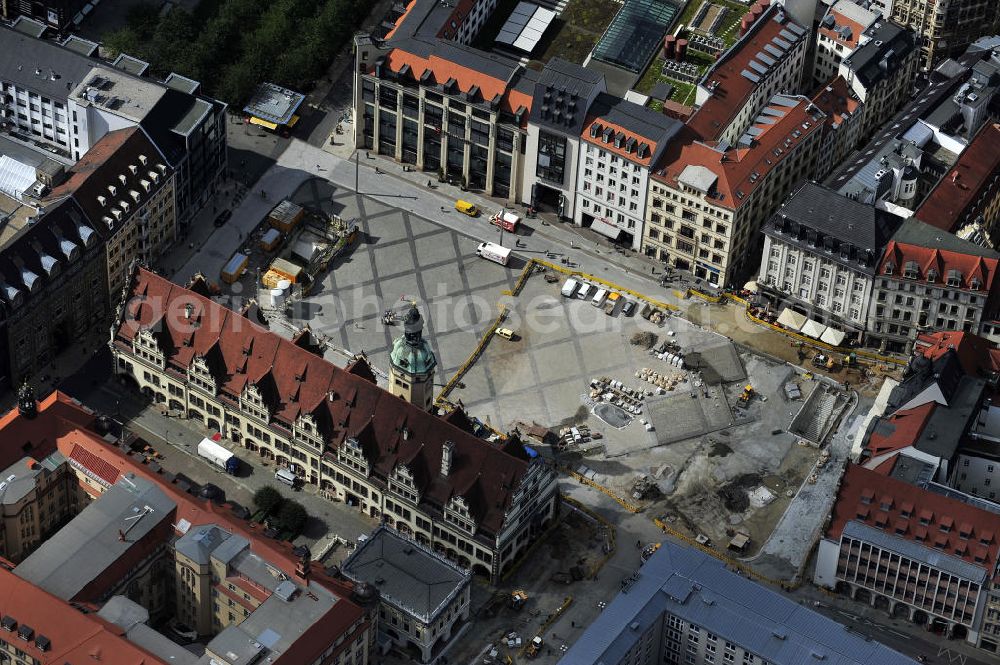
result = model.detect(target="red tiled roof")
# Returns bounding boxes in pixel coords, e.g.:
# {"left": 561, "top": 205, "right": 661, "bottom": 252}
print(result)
{"left": 67, "top": 443, "right": 122, "bottom": 485}
{"left": 818, "top": 7, "right": 869, "bottom": 49}
{"left": 916, "top": 331, "right": 1000, "bottom": 377}
{"left": 581, "top": 119, "right": 658, "bottom": 167}
{"left": 382, "top": 50, "right": 532, "bottom": 120}
{"left": 0, "top": 392, "right": 98, "bottom": 470}
{"left": 827, "top": 464, "right": 1000, "bottom": 572}
{"left": 879, "top": 240, "right": 998, "bottom": 292}
{"left": 866, "top": 402, "right": 935, "bottom": 456}
{"left": 0, "top": 567, "right": 161, "bottom": 665}
{"left": 686, "top": 4, "right": 804, "bottom": 141}
{"left": 811, "top": 75, "right": 861, "bottom": 130}
{"left": 115, "top": 268, "right": 531, "bottom": 537}
{"left": 653, "top": 96, "right": 824, "bottom": 209}
{"left": 915, "top": 123, "right": 1000, "bottom": 233}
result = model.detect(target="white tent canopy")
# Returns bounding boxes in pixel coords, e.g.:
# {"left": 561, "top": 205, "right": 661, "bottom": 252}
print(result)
{"left": 743, "top": 280, "right": 759, "bottom": 292}
{"left": 801, "top": 319, "right": 827, "bottom": 339}
{"left": 820, "top": 327, "right": 846, "bottom": 347}
{"left": 776, "top": 307, "right": 807, "bottom": 331}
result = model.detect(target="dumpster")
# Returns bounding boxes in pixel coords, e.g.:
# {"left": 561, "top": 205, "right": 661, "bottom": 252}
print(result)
{"left": 221, "top": 253, "right": 248, "bottom": 284}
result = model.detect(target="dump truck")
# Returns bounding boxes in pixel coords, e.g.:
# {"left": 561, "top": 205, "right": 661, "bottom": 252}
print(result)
{"left": 526, "top": 636, "right": 543, "bottom": 658}
{"left": 510, "top": 590, "right": 528, "bottom": 610}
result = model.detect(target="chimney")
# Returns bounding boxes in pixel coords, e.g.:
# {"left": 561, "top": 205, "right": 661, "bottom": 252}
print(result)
{"left": 441, "top": 441, "right": 455, "bottom": 477}
{"left": 184, "top": 303, "right": 194, "bottom": 319}
{"left": 295, "top": 547, "right": 312, "bottom": 581}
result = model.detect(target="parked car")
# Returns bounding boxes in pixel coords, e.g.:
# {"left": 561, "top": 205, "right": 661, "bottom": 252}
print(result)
{"left": 213, "top": 209, "right": 233, "bottom": 227}
{"left": 199, "top": 483, "right": 225, "bottom": 502}
{"left": 621, "top": 300, "right": 637, "bottom": 317}
{"left": 168, "top": 620, "right": 197, "bottom": 643}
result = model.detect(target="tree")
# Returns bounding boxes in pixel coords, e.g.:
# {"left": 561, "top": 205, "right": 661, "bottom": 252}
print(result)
{"left": 253, "top": 486, "right": 284, "bottom": 515}
{"left": 275, "top": 500, "right": 308, "bottom": 534}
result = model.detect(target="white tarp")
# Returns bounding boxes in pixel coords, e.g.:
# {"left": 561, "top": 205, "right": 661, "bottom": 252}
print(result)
{"left": 801, "top": 319, "right": 827, "bottom": 339}
{"left": 820, "top": 327, "right": 846, "bottom": 347}
{"left": 743, "top": 280, "right": 759, "bottom": 292}
{"left": 776, "top": 307, "right": 807, "bottom": 331}
{"left": 0, "top": 155, "right": 37, "bottom": 199}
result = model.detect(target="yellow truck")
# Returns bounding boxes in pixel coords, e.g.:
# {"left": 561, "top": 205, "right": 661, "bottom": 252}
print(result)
{"left": 221, "top": 253, "right": 248, "bottom": 284}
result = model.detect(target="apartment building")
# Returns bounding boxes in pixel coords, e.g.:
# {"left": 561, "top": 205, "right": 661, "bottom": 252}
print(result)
{"left": 814, "top": 1, "right": 882, "bottom": 86}
{"left": 643, "top": 95, "right": 825, "bottom": 287}
{"left": 883, "top": 0, "right": 1000, "bottom": 69}
{"left": 1, "top": 0, "right": 88, "bottom": 33}
{"left": 0, "top": 196, "right": 107, "bottom": 389}
{"left": 560, "top": 539, "right": 914, "bottom": 665}
{"left": 341, "top": 526, "right": 471, "bottom": 662}
{"left": 45, "top": 126, "right": 174, "bottom": 304}
{"left": 688, "top": 3, "right": 809, "bottom": 145}
{"left": 839, "top": 19, "right": 919, "bottom": 141}
{"left": 0, "top": 388, "right": 374, "bottom": 665}
{"left": 869, "top": 218, "right": 1000, "bottom": 353}
{"left": 522, "top": 58, "right": 606, "bottom": 219}
{"left": 810, "top": 76, "right": 864, "bottom": 181}
{"left": 353, "top": 0, "right": 536, "bottom": 200}
{"left": 111, "top": 268, "right": 560, "bottom": 582}
{"left": 816, "top": 463, "right": 1000, "bottom": 648}
{"left": 758, "top": 183, "right": 903, "bottom": 342}
{"left": 575, "top": 94, "right": 681, "bottom": 249}
{"left": 0, "top": 21, "right": 227, "bottom": 224}
{"left": 916, "top": 123, "right": 1000, "bottom": 247}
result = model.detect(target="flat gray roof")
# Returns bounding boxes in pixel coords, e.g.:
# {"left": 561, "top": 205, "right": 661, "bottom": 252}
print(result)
{"left": 0, "top": 459, "right": 44, "bottom": 505}
{"left": 341, "top": 526, "right": 470, "bottom": 623}
{"left": 559, "top": 540, "right": 918, "bottom": 665}
{"left": 0, "top": 25, "right": 97, "bottom": 100}
{"left": 14, "top": 474, "right": 175, "bottom": 600}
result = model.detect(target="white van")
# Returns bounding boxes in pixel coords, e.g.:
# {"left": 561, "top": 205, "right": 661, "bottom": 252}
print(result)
{"left": 561, "top": 278, "right": 579, "bottom": 298}
{"left": 274, "top": 468, "right": 297, "bottom": 486}
{"left": 576, "top": 282, "right": 593, "bottom": 300}
{"left": 591, "top": 288, "right": 609, "bottom": 307}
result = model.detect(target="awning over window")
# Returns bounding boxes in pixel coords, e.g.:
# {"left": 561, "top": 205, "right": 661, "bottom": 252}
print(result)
{"left": 801, "top": 319, "right": 827, "bottom": 339}
{"left": 249, "top": 116, "right": 279, "bottom": 130}
{"left": 821, "top": 327, "right": 846, "bottom": 347}
{"left": 590, "top": 217, "right": 621, "bottom": 240}
{"left": 776, "top": 307, "right": 807, "bottom": 331}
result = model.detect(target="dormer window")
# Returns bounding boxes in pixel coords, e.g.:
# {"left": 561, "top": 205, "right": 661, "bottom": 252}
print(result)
{"left": 129, "top": 164, "right": 138, "bottom": 174}
{"left": 904, "top": 261, "right": 919, "bottom": 279}
{"left": 108, "top": 185, "right": 117, "bottom": 196}
{"left": 138, "top": 154, "right": 148, "bottom": 165}
{"left": 118, "top": 174, "right": 127, "bottom": 185}
{"left": 97, "top": 195, "right": 106, "bottom": 206}
{"left": 883, "top": 262, "right": 894, "bottom": 275}
{"left": 130, "top": 190, "right": 140, "bottom": 203}
{"left": 971, "top": 277, "right": 982, "bottom": 290}
{"left": 947, "top": 269, "right": 962, "bottom": 287}
{"left": 926, "top": 268, "right": 937, "bottom": 282}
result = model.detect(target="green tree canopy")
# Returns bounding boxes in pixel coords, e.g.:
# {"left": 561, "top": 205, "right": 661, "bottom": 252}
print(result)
{"left": 253, "top": 486, "right": 284, "bottom": 515}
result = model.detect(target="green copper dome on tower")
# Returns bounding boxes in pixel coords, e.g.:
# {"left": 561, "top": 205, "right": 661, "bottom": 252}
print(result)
{"left": 389, "top": 303, "right": 437, "bottom": 376}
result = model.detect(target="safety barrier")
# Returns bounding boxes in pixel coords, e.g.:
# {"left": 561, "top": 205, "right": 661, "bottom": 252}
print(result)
{"left": 562, "top": 494, "right": 617, "bottom": 578}
{"left": 518, "top": 596, "right": 574, "bottom": 658}
{"left": 435, "top": 304, "right": 508, "bottom": 404}
{"left": 568, "top": 469, "right": 642, "bottom": 513}
{"left": 652, "top": 517, "right": 801, "bottom": 591}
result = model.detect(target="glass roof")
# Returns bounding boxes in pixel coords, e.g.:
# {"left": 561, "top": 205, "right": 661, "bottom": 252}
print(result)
{"left": 591, "top": 0, "right": 678, "bottom": 74}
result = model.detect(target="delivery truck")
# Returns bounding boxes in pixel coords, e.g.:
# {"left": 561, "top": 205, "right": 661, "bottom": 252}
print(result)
{"left": 197, "top": 438, "right": 240, "bottom": 474}
{"left": 476, "top": 241, "right": 511, "bottom": 266}
{"left": 489, "top": 210, "right": 520, "bottom": 232}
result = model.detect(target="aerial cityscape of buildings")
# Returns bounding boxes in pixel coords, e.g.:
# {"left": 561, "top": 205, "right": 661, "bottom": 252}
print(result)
{"left": 2, "top": 0, "right": 1000, "bottom": 662}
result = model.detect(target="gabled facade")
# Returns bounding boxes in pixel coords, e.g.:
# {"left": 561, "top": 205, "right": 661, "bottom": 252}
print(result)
{"left": 111, "top": 268, "right": 559, "bottom": 582}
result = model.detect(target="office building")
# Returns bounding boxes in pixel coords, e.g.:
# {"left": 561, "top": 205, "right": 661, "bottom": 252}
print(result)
{"left": 869, "top": 218, "right": 1000, "bottom": 353}
{"left": 810, "top": 76, "right": 864, "bottom": 181}
{"left": 44, "top": 126, "right": 175, "bottom": 304}
{"left": 341, "top": 526, "right": 471, "bottom": 662}
{"left": 644, "top": 94, "right": 825, "bottom": 286}
{"left": 522, "top": 58, "right": 606, "bottom": 220}
{"left": 0, "top": 388, "right": 374, "bottom": 665}
{"left": 814, "top": 1, "right": 882, "bottom": 86}
{"left": 111, "top": 267, "right": 560, "bottom": 582}
{"left": 758, "top": 183, "right": 903, "bottom": 342}
{"left": 688, "top": 3, "right": 809, "bottom": 145}
{"left": 575, "top": 94, "right": 681, "bottom": 249}
{"left": 838, "top": 19, "right": 919, "bottom": 142}
{"left": 560, "top": 539, "right": 915, "bottom": 665}
{"left": 915, "top": 123, "right": 1000, "bottom": 248}
{"left": 0, "top": 20, "right": 227, "bottom": 225}
{"left": 882, "top": 0, "right": 1000, "bottom": 69}
{"left": 352, "top": 0, "right": 536, "bottom": 200}
{"left": 816, "top": 463, "right": 1000, "bottom": 650}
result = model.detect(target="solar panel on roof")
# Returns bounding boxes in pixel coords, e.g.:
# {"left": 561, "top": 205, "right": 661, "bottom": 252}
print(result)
{"left": 495, "top": 2, "right": 555, "bottom": 53}
{"left": 740, "top": 70, "right": 761, "bottom": 83}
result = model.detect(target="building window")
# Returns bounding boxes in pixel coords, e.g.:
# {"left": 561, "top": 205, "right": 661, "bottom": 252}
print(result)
{"left": 536, "top": 131, "right": 567, "bottom": 183}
